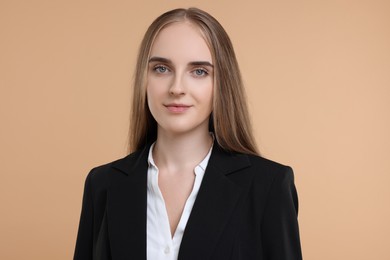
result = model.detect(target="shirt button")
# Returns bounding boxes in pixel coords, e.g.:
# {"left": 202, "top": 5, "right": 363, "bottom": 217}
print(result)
{"left": 164, "top": 246, "right": 170, "bottom": 254}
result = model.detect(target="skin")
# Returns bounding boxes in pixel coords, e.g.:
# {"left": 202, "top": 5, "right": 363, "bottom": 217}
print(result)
{"left": 146, "top": 21, "right": 214, "bottom": 237}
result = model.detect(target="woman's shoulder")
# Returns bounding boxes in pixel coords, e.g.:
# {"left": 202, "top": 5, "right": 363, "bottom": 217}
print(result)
{"left": 243, "top": 153, "right": 295, "bottom": 183}
{"left": 246, "top": 153, "right": 292, "bottom": 171}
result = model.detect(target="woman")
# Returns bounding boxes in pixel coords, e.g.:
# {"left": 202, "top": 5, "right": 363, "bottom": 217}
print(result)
{"left": 74, "top": 7, "right": 302, "bottom": 260}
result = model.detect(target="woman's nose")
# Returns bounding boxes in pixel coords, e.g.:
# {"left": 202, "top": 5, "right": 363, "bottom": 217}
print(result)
{"left": 169, "top": 72, "right": 185, "bottom": 96}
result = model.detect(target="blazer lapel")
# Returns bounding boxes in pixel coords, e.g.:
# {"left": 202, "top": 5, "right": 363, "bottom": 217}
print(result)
{"left": 178, "top": 144, "right": 251, "bottom": 260}
{"left": 106, "top": 145, "right": 150, "bottom": 260}
{"left": 104, "top": 142, "right": 251, "bottom": 260}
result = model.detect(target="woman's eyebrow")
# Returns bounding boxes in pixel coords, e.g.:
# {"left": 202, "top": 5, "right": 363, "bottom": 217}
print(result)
{"left": 149, "top": 56, "right": 171, "bottom": 64}
{"left": 148, "top": 57, "right": 213, "bottom": 68}
{"left": 189, "top": 61, "right": 214, "bottom": 68}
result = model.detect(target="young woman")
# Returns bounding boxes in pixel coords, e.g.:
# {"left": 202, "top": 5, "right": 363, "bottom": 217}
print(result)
{"left": 74, "top": 7, "right": 302, "bottom": 260}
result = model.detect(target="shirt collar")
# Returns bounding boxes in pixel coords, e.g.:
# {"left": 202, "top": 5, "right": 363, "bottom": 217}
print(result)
{"left": 147, "top": 142, "right": 157, "bottom": 168}
{"left": 147, "top": 134, "right": 214, "bottom": 175}
{"left": 197, "top": 143, "right": 213, "bottom": 173}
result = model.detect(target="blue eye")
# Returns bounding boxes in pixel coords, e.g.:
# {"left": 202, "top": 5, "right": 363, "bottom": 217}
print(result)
{"left": 154, "top": 65, "right": 169, "bottom": 73}
{"left": 194, "top": 68, "right": 208, "bottom": 77}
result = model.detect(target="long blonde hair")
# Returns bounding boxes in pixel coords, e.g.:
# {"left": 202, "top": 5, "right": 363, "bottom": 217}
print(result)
{"left": 128, "top": 7, "right": 259, "bottom": 155}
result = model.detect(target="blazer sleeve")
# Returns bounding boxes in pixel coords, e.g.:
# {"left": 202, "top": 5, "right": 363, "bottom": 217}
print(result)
{"left": 74, "top": 170, "right": 94, "bottom": 260}
{"left": 261, "top": 166, "right": 303, "bottom": 260}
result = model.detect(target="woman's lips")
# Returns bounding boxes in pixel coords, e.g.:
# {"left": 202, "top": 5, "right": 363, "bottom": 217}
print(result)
{"left": 164, "top": 104, "right": 191, "bottom": 113}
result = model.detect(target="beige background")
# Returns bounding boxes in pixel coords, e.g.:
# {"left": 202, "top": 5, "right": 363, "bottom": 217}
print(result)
{"left": 1, "top": 0, "right": 389, "bottom": 259}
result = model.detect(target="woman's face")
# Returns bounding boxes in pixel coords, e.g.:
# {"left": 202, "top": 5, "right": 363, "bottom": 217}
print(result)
{"left": 147, "top": 21, "right": 214, "bottom": 136}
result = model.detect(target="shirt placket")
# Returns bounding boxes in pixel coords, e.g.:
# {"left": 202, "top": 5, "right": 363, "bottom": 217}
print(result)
{"left": 153, "top": 166, "right": 175, "bottom": 259}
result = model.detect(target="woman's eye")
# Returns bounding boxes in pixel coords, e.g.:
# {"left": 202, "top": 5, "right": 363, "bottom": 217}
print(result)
{"left": 153, "top": 65, "right": 169, "bottom": 73}
{"left": 193, "top": 68, "right": 208, "bottom": 77}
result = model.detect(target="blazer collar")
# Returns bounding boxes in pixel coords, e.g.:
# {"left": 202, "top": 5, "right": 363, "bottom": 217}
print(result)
{"left": 107, "top": 141, "right": 251, "bottom": 260}
{"left": 111, "top": 143, "right": 151, "bottom": 176}
{"left": 111, "top": 141, "right": 251, "bottom": 176}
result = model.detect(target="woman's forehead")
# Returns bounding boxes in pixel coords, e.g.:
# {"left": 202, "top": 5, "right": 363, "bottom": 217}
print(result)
{"left": 150, "top": 22, "right": 212, "bottom": 64}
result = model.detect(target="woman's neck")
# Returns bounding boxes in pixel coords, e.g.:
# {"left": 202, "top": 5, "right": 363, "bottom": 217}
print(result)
{"left": 153, "top": 129, "right": 213, "bottom": 171}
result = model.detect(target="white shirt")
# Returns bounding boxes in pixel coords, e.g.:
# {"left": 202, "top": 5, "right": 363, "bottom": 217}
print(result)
{"left": 146, "top": 143, "right": 213, "bottom": 260}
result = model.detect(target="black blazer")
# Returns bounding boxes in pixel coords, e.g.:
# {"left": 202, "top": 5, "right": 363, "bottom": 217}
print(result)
{"left": 74, "top": 143, "right": 302, "bottom": 260}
